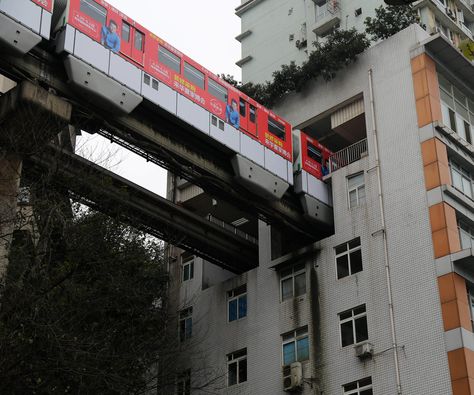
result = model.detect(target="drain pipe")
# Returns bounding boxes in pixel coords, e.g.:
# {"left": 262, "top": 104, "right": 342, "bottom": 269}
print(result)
{"left": 368, "top": 68, "right": 402, "bottom": 395}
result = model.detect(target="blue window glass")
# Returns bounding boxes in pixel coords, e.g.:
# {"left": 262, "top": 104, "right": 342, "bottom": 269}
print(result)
{"left": 283, "top": 342, "right": 296, "bottom": 366}
{"left": 238, "top": 295, "right": 247, "bottom": 319}
{"left": 297, "top": 336, "right": 309, "bottom": 361}
{"left": 185, "top": 317, "right": 192, "bottom": 339}
{"left": 229, "top": 299, "right": 238, "bottom": 322}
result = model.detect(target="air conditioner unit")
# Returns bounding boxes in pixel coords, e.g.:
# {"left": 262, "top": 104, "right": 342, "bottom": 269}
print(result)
{"left": 354, "top": 342, "right": 374, "bottom": 360}
{"left": 283, "top": 362, "right": 303, "bottom": 392}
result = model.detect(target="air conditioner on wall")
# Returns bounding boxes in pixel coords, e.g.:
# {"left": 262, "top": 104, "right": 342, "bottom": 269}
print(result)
{"left": 283, "top": 362, "right": 303, "bottom": 392}
{"left": 354, "top": 341, "right": 374, "bottom": 360}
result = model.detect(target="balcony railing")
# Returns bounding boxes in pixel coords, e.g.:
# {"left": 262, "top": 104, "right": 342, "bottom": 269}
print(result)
{"left": 206, "top": 214, "right": 258, "bottom": 245}
{"left": 315, "top": 0, "right": 339, "bottom": 22}
{"left": 328, "top": 138, "right": 368, "bottom": 173}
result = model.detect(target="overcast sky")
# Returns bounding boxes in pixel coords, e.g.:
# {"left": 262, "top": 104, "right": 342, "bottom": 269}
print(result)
{"left": 77, "top": 0, "right": 242, "bottom": 197}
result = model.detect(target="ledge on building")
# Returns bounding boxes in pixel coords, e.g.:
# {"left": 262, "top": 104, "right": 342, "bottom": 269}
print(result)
{"left": 235, "top": 30, "right": 252, "bottom": 42}
{"left": 235, "top": 0, "right": 265, "bottom": 16}
{"left": 269, "top": 243, "right": 319, "bottom": 271}
{"left": 436, "top": 247, "right": 474, "bottom": 283}
{"left": 236, "top": 55, "right": 253, "bottom": 67}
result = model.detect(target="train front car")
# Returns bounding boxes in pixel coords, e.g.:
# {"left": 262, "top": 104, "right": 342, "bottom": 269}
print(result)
{"left": 293, "top": 130, "right": 333, "bottom": 225}
{"left": 54, "top": 0, "right": 144, "bottom": 113}
{"left": 0, "top": 0, "right": 53, "bottom": 54}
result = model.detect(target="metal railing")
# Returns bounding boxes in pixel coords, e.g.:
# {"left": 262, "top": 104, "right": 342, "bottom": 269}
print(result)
{"left": 206, "top": 214, "right": 258, "bottom": 245}
{"left": 328, "top": 138, "right": 368, "bottom": 173}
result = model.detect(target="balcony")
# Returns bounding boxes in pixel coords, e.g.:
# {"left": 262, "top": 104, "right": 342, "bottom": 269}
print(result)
{"left": 312, "top": 0, "right": 341, "bottom": 36}
{"left": 328, "top": 138, "right": 368, "bottom": 173}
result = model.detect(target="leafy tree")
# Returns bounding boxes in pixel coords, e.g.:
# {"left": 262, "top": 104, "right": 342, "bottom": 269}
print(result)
{"left": 0, "top": 201, "right": 170, "bottom": 394}
{"left": 364, "top": 4, "right": 421, "bottom": 41}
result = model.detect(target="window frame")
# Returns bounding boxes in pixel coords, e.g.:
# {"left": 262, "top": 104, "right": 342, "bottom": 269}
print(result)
{"left": 343, "top": 377, "right": 373, "bottom": 395}
{"left": 176, "top": 369, "right": 191, "bottom": 395}
{"left": 158, "top": 45, "right": 181, "bottom": 74}
{"left": 281, "top": 326, "right": 309, "bottom": 366}
{"left": 347, "top": 172, "right": 366, "bottom": 208}
{"left": 179, "top": 307, "right": 193, "bottom": 343}
{"left": 450, "top": 160, "right": 474, "bottom": 200}
{"left": 182, "top": 256, "right": 194, "bottom": 282}
{"left": 227, "top": 348, "right": 247, "bottom": 387}
{"left": 184, "top": 61, "right": 205, "bottom": 90}
{"left": 280, "top": 263, "right": 306, "bottom": 302}
{"left": 227, "top": 284, "right": 247, "bottom": 322}
{"left": 79, "top": 0, "right": 107, "bottom": 27}
{"left": 335, "top": 237, "right": 363, "bottom": 280}
{"left": 268, "top": 117, "right": 286, "bottom": 141}
{"left": 339, "top": 304, "right": 368, "bottom": 348}
{"left": 208, "top": 78, "right": 228, "bottom": 103}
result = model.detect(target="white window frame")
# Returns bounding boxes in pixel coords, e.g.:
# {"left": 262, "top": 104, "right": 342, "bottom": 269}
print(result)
{"left": 335, "top": 237, "right": 362, "bottom": 279}
{"left": 450, "top": 161, "right": 474, "bottom": 200}
{"left": 347, "top": 172, "right": 365, "bottom": 208}
{"left": 227, "top": 349, "right": 247, "bottom": 387}
{"left": 182, "top": 256, "right": 194, "bottom": 282}
{"left": 179, "top": 307, "right": 193, "bottom": 342}
{"left": 343, "top": 377, "right": 373, "bottom": 395}
{"left": 227, "top": 284, "right": 247, "bottom": 322}
{"left": 339, "top": 305, "right": 368, "bottom": 347}
{"left": 280, "top": 263, "right": 306, "bottom": 302}
{"left": 281, "top": 326, "right": 309, "bottom": 366}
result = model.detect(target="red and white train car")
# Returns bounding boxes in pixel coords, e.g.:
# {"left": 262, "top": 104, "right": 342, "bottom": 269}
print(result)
{"left": 0, "top": 0, "right": 53, "bottom": 53}
{"left": 51, "top": 0, "right": 293, "bottom": 197}
{"left": 293, "top": 130, "right": 332, "bottom": 207}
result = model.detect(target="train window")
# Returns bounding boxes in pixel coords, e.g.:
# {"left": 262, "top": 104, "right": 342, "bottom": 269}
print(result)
{"left": 268, "top": 118, "right": 286, "bottom": 141}
{"left": 158, "top": 46, "right": 181, "bottom": 74}
{"left": 80, "top": 0, "right": 107, "bottom": 27}
{"left": 184, "top": 62, "right": 205, "bottom": 90}
{"left": 239, "top": 98, "right": 246, "bottom": 117}
{"left": 144, "top": 74, "right": 150, "bottom": 85}
{"left": 122, "top": 21, "right": 130, "bottom": 42}
{"left": 152, "top": 79, "right": 159, "bottom": 90}
{"left": 250, "top": 105, "right": 256, "bottom": 123}
{"left": 307, "top": 142, "right": 322, "bottom": 164}
{"left": 134, "top": 30, "right": 144, "bottom": 51}
{"left": 208, "top": 79, "right": 228, "bottom": 103}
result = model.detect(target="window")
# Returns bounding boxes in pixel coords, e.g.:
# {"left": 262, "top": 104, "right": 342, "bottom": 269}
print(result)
{"left": 122, "top": 21, "right": 130, "bottom": 42}
{"left": 468, "top": 288, "right": 474, "bottom": 332}
{"left": 335, "top": 237, "right": 362, "bottom": 279}
{"left": 343, "top": 377, "right": 373, "bottom": 395}
{"left": 339, "top": 305, "right": 368, "bottom": 347}
{"left": 80, "top": 0, "right": 107, "bottom": 26}
{"left": 176, "top": 370, "right": 191, "bottom": 395}
{"left": 158, "top": 46, "right": 181, "bottom": 74}
{"left": 280, "top": 263, "right": 306, "bottom": 301}
{"left": 268, "top": 117, "right": 286, "bottom": 140}
{"left": 307, "top": 142, "right": 322, "bottom": 163}
{"left": 239, "top": 98, "right": 246, "bottom": 117}
{"left": 249, "top": 104, "right": 256, "bottom": 123}
{"left": 179, "top": 307, "right": 192, "bottom": 342}
{"left": 184, "top": 62, "right": 205, "bottom": 90}
{"left": 347, "top": 172, "right": 365, "bottom": 208}
{"left": 439, "top": 72, "right": 474, "bottom": 144}
{"left": 208, "top": 79, "right": 228, "bottom": 103}
{"left": 282, "top": 326, "right": 309, "bottom": 366}
{"left": 450, "top": 161, "right": 473, "bottom": 200}
{"left": 228, "top": 284, "right": 247, "bottom": 322}
{"left": 134, "top": 30, "right": 144, "bottom": 51}
{"left": 182, "top": 256, "right": 194, "bottom": 282}
{"left": 459, "top": 221, "right": 474, "bottom": 250}
{"left": 227, "top": 349, "right": 247, "bottom": 386}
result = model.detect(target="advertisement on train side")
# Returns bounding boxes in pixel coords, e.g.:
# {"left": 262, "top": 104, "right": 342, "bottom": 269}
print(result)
{"left": 300, "top": 133, "right": 331, "bottom": 179}
{"left": 31, "top": 0, "right": 53, "bottom": 12}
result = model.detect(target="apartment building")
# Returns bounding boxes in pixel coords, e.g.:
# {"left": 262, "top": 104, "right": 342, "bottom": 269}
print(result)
{"left": 168, "top": 6, "right": 474, "bottom": 395}
{"left": 235, "top": 0, "right": 474, "bottom": 84}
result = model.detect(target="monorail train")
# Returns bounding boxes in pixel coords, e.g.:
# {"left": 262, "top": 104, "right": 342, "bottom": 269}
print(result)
{"left": 0, "top": 0, "right": 333, "bottom": 219}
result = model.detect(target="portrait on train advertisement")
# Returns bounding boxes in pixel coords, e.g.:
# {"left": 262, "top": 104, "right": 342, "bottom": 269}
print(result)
{"left": 101, "top": 20, "right": 121, "bottom": 53}
{"left": 226, "top": 99, "right": 240, "bottom": 129}
{"left": 32, "top": 0, "right": 53, "bottom": 12}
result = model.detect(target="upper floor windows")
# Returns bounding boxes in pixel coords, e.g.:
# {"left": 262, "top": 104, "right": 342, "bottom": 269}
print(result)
{"left": 343, "top": 377, "right": 373, "bottom": 395}
{"left": 182, "top": 255, "right": 194, "bottom": 282}
{"left": 227, "top": 348, "right": 247, "bottom": 386}
{"left": 281, "top": 326, "right": 309, "bottom": 366}
{"left": 339, "top": 305, "right": 368, "bottom": 347}
{"left": 347, "top": 172, "right": 366, "bottom": 208}
{"left": 450, "top": 161, "right": 474, "bottom": 200}
{"left": 280, "top": 263, "right": 306, "bottom": 301}
{"left": 179, "top": 307, "right": 192, "bottom": 342}
{"left": 228, "top": 284, "right": 247, "bottom": 322}
{"left": 439, "top": 72, "right": 474, "bottom": 144}
{"left": 335, "top": 237, "right": 362, "bottom": 279}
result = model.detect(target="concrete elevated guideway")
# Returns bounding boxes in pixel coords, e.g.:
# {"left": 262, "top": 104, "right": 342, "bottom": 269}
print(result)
{"left": 0, "top": 47, "right": 333, "bottom": 271}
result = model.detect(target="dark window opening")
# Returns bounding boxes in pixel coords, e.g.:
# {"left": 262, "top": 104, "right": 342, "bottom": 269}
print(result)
{"left": 307, "top": 142, "right": 322, "bottom": 163}
{"left": 268, "top": 118, "right": 286, "bottom": 141}
{"left": 122, "top": 21, "right": 130, "bottom": 42}
{"left": 239, "top": 98, "right": 246, "bottom": 117}
{"left": 80, "top": 0, "right": 107, "bottom": 26}
{"left": 250, "top": 105, "right": 256, "bottom": 123}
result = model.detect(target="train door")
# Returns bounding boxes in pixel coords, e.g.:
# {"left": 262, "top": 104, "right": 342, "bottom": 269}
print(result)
{"left": 120, "top": 21, "right": 144, "bottom": 65}
{"left": 239, "top": 98, "right": 257, "bottom": 137}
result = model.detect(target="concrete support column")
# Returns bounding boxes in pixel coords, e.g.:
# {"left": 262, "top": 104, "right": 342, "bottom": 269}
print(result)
{"left": 0, "top": 154, "right": 22, "bottom": 279}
